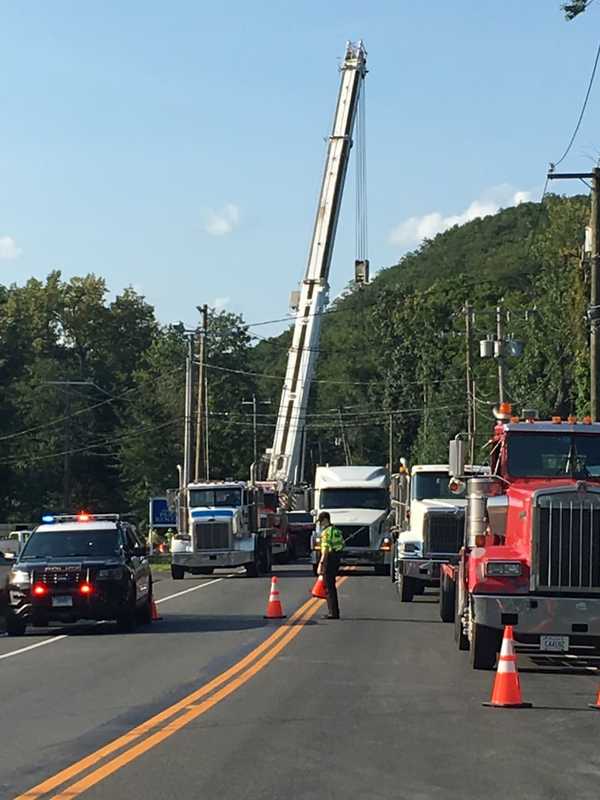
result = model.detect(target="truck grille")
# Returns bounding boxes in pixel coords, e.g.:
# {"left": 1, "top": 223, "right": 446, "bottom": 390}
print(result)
{"left": 424, "top": 513, "right": 464, "bottom": 555}
{"left": 338, "top": 524, "right": 370, "bottom": 548}
{"left": 534, "top": 493, "right": 600, "bottom": 593}
{"left": 194, "top": 522, "right": 230, "bottom": 550}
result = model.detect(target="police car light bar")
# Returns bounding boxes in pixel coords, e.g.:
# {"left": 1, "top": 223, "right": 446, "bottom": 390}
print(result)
{"left": 40, "top": 513, "right": 122, "bottom": 524}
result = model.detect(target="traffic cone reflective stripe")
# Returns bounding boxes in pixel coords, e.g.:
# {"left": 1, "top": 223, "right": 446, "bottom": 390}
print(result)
{"left": 264, "top": 576, "right": 286, "bottom": 619}
{"left": 311, "top": 575, "right": 328, "bottom": 599}
{"left": 483, "top": 625, "right": 532, "bottom": 709}
{"left": 151, "top": 599, "right": 161, "bottom": 621}
{"left": 589, "top": 685, "right": 600, "bottom": 710}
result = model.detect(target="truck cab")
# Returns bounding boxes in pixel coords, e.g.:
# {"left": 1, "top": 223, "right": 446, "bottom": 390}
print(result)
{"left": 392, "top": 464, "right": 486, "bottom": 602}
{"left": 170, "top": 481, "right": 272, "bottom": 579}
{"left": 448, "top": 406, "right": 600, "bottom": 669}
{"left": 311, "top": 466, "right": 392, "bottom": 575}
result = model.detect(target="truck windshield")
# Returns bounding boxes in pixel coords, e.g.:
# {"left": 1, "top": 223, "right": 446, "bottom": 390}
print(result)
{"left": 507, "top": 433, "right": 600, "bottom": 477}
{"left": 320, "top": 488, "right": 388, "bottom": 510}
{"left": 189, "top": 489, "right": 242, "bottom": 507}
{"left": 412, "top": 472, "right": 462, "bottom": 500}
{"left": 21, "top": 530, "right": 120, "bottom": 559}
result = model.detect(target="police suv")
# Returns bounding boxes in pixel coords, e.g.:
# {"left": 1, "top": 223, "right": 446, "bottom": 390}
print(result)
{"left": 4, "top": 513, "right": 152, "bottom": 635}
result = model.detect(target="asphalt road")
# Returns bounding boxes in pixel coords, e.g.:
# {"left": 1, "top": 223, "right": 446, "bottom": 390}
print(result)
{"left": 1, "top": 563, "right": 600, "bottom": 800}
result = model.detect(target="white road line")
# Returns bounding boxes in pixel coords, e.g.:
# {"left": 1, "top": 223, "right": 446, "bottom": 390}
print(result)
{"left": 155, "top": 578, "right": 224, "bottom": 604}
{"left": 0, "top": 635, "right": 68, "bottom": 662}
{"left": 0, "top": 577, "right": 227, "bottom": 662}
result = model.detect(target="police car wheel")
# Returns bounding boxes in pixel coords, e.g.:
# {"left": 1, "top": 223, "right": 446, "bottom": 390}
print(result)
{"left": 6, "top": 614, "right": 26, "bottom": 637}
{"left": 137, "top": 585, "right": 153, "bottom": 626}
{"left": 117, "top": 589, "right": 137, "bottom": 633}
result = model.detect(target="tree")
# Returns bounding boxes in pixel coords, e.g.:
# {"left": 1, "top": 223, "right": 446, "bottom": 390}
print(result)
{"left": 563, "top": 1, "right": 591, "bottom": 20}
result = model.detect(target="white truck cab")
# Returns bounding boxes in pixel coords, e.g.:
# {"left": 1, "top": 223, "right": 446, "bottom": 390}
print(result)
{"left": 391, "top": 464, "right": 486, "bottom": 601}
{"left": 170, "top": 481, "right": 272, "bottom": 579}
{"left": 311, "top": 465, "right": 392, "bottom": 575}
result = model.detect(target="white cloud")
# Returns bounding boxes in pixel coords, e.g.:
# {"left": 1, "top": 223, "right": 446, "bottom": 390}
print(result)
{"left": 0, "top": 235, "right": 22, "bottom": 260}
{"left": 389, "top": 184, "right": 533, "bottom": 248}
{"left": 202, "top": 203, "right": 240, "bottom": 237}
{"left": 212, "top": 296, "right": 230, "bottom": 310}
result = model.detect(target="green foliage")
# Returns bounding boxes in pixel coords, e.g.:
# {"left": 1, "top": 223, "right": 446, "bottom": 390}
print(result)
{"left": 0, "top": 194, "right": 593, "bottom": 521}
{"left": 563, "top": 1, "right": 591, "bottom": 20}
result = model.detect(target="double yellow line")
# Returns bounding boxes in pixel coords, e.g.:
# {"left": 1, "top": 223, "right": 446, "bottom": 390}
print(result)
{"left": 16, "top": 579, "right": 346, "bottom": 800}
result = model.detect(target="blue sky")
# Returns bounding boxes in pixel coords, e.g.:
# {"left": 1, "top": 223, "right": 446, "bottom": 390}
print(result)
{"left": 1, "top": 1, "right": 598, "bottom": 335}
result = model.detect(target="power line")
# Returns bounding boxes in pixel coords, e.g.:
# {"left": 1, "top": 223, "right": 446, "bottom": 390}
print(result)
{"left": 0, "top": 366, "right": 183, "bottom": 444}
{"left": 551, "top": 40, "right": 600, "bottom": 169}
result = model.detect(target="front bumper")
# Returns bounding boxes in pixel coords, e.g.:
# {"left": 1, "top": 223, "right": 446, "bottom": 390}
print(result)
{"left": 399, "top": 558, "right": 454, "bottom": 583}
{"left": 472, "top": 594, "right": 600, "bottom": 638}
{"left": 9, "top": 586, "right": 130, "bottom": 623}
{"left": 311, "top": 548, "right": 389, "bottom": 566}
{"left": 173, "top": 550, "right": 253, "bottom": 569}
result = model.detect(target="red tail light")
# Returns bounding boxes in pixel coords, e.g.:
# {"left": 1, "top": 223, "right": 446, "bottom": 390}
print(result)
{"left": 79, "top": 582, "right": 93, "bottom": 595}
{"left": 32, "top": 582, "right": 48, "bottom": 597}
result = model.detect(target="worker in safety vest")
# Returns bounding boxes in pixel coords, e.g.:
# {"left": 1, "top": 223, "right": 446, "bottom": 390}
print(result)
{"left": 317, "top": 511, "right": 344, "bottom": 619}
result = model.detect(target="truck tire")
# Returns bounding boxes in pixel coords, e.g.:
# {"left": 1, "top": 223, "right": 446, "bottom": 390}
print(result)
{"left": 439, "top": 572, "right": 456, "bottom": 623}
{"left": 5, "top": 613, "right": 26, "bottom": 637}
{"left": 454, "top": 595, "right": 469, "bottom": 651}
{"left": 397, "top": 572, "right": 414, "bottom": 602}
{"left": 470, "top": 623, "right": 501, "bottom": 670}
{"left": 171, "top": 564, "right": 185, "bottom": 580}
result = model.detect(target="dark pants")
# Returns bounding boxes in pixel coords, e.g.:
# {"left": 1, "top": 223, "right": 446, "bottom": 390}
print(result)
{"left": 324, "top": 552, "right": 341, "bottom": 618}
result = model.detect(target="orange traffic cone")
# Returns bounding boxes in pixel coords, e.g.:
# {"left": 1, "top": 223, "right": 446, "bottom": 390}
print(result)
{"left": 151, "top": 599, "right": 162, "bottom": 621}
{"left": 264, "top": 576, "right": 286, "bottom": 619}
{"left": 588, "top": 685, "right": 600, "bottom": 710}
{"left": 483, "top": 625, "right": 531, "bottom": 708}
{"left": 311, "top": 574, "right": 328, "bottom": 599}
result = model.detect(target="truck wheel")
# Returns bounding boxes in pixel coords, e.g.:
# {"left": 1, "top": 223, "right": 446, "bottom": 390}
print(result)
{"left": 397, "top": 573, "right": 414, "bottom": 602}
{"left": 470, "top": 623, "right": 501, "bottom": 670}
{"left": 454, "top": 598, "right": 469, "bottom": 651}
{"left": 6, "top": 614, "right": 26, "bottom": 636}
{"left": 374, "top": 564, "right": 389, "bottom": 576}
{"left": 171, "top": 564, "right": 185, "bottom": 580}
{"left": 439, "top": 572, "right": 456, "bottom": 623}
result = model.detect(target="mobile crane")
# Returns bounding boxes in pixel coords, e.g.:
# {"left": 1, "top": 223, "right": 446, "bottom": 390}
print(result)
{"left": 265, "top": 41, "right": 368, "bottom": 504}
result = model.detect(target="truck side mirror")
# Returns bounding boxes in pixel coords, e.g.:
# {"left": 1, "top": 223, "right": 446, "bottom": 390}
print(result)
{"left": 449, "top": 438, "right": 465, "bottom": 478}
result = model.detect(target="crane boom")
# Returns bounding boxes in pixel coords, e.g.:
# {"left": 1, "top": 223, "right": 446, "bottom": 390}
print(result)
{"left": 267, "top": 41, "right": 367, "bottom": 489}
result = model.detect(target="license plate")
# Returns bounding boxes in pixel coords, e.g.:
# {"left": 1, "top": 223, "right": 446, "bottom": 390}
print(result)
{"left": 52, "top": 595, "right": 73, "bottom": 607}
{"left": 540, "top": 635, "right": 569, "bottom": 653}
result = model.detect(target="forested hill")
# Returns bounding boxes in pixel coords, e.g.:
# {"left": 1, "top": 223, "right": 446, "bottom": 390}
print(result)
{"left": 252, "top": 193, "right": 591, "bottom": 471}
{"left": 0, "top": 194, "right": 590, "bottom": 523}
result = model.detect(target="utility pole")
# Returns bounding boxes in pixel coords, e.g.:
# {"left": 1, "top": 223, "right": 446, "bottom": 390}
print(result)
{"left": 388, "top": 412, "right": 394, "bottom": 473}
{"left": 242, "top": 394, "right": 272, "bottom": 471}
{"left": 548, "top": 167, "right": 600, "bottom": 419}
{"left": 42, "top": 379, "right": 113, "bottom": 511}
{"left": 204, "top": 373, "right": 210, "bottom": 480}
{"left": 194, "top": 304, "right": 208, "bottom": 482}
{"left": 337, "top": 407, "right": 351, "bottom": 466}
{"left": 496, "top": 304, "right": 505, "bottom": 404}
{"left": 464, "top": 303, "right": 474, "bottom": 459}
{"left": 182, "top": 333, "right": 194, "bottom": 534}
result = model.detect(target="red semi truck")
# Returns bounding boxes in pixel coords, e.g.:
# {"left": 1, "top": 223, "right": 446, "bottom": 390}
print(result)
{"left": 442, "top": 404, "right": 600, "bottom": 669}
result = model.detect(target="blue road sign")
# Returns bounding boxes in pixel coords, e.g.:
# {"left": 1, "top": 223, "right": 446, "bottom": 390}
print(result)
{"left": 149, "top": 497, "right": 177, "bottom": 528}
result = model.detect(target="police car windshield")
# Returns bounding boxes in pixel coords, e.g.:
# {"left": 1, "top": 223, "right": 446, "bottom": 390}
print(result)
{"left": 189, "top": 489, "right": 242, "bottom": 508}
{"left": 21, "top": 530, "right": 120, "bottom": 559}
{"left": 412, "top": 472, "right": 462, "bottom": 500}
{"left": 507, "top": 433, "right": 600, "bottom": 478}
